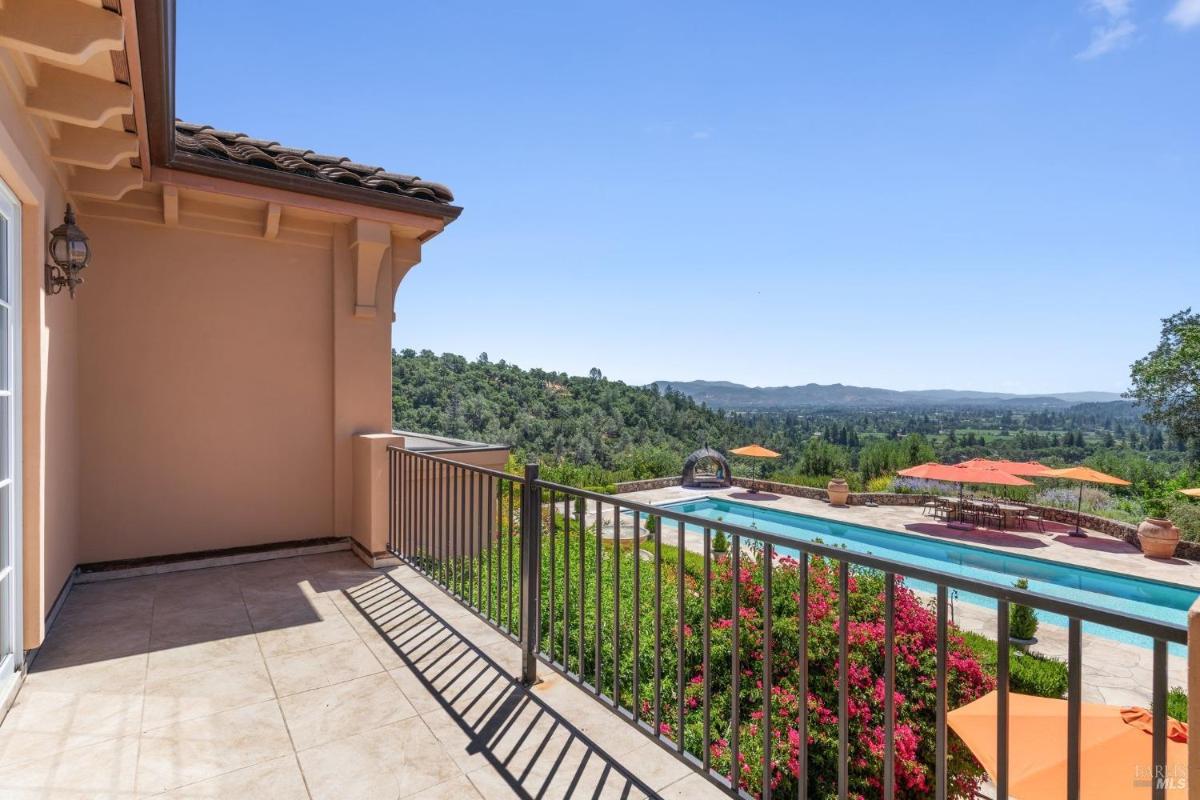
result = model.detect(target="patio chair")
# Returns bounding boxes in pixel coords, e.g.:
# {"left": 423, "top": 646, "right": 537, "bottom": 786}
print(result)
{"left": 979, "top": 503, "right": 1004, "bottom": 529}
{"left": 1020, "top": 509, "right": 1045, "bottom": 533}
{"left": 931, "top": 498, "right": 952, "bottom": 521}
{"left": 923, "top": 498, "right": 939, "bottom": 517}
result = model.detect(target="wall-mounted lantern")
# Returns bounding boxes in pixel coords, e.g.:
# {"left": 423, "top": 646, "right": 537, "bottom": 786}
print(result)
{"left": 46, "top": 204, "right": 91, "bottom": 298}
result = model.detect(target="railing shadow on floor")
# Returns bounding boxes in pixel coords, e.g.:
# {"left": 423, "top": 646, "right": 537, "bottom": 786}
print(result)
{"left": 343, "top": 571, "right": 662, "bottom": 800}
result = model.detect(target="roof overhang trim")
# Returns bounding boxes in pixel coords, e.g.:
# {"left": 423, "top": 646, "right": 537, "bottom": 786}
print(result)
{"left": 131, "top": 0, "right": 461, "bottom": 223}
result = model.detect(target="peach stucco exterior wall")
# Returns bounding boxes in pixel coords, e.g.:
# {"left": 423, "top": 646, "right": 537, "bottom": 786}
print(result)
{"left": 76, "top": 217, "right": 337, "bottom": 563}
{"left": 0, "top": 78, "right": 81, "bottom": 648}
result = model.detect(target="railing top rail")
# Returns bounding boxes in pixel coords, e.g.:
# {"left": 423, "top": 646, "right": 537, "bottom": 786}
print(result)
{"left": 533, "top": 477, "right": 1189, "bottom": 644}
{"left": 389, "top": 445, "right": 524, "bottom": 483}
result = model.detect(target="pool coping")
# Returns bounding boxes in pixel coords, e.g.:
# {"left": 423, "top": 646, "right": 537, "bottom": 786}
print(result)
{"left": 651, "top": 493, "right": 1200, "bottom": 598}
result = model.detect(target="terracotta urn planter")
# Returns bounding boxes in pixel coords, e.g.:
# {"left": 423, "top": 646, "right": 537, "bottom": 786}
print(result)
{"left": 827, "top": 478, "right": 850, "bottom": 507}
{"left": 1137, "top": 517, "right": 1180, "bottom": 559}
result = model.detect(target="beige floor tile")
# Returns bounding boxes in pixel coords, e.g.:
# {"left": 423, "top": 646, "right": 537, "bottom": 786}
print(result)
{"left": 142, "top": 658, "right": 276, "bottom": 731}
{"left": 151, "top": 602, "right": 253, "bottom": 648}
{"left": 156, "top": 753, "right": 309, "bottom": 799}
{"left": 0, "top": 734, "right": 140, "bottom": 799}
{"left": 33, "top": 623, "right": 151, "bottom": 670}
{"left": 656, "top": 772, "right": 730, "bottom": 800}
{"left": 465, "top": 734, "right": 650, "bottom": 800}
{"left": 146, "top": 633, "right": 264, "bottom": 682}
{"left": 246, "top": 592, "right": 339, "bottom": 632}
{"left": 0, "top": 687, "right": 143, "bottom": 767}
{"left": 406, "top": 773, "right": 485, "bottom": 800}
{"left": 255, "top": 612, "right": 360, "bottom": 658}
{"left": 279, "top": 671, "right": 417, "bottom": 751}
{"left": 265, "top": 637, "right": 383, "bottom": 697}
{"left": 297, "top": 716, "right": 463, "bottom": 800}
{"left": 619, "top": 740, "right": 695, "bottom": 790}
{"left": 24, "top": 652, "right": 149, "bottom": 696}
{"left": 136, "top": 700, "right": 293, "bottom": 794}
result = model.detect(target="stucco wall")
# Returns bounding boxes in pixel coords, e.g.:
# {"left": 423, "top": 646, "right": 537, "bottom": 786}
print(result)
{"left": 76, "top": 217, "right": 335, "bottom": 562}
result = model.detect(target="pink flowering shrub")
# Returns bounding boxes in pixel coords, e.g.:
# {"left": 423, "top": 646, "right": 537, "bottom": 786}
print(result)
{"left": 529, "top": 533, "right": 993, "bottom": 799}
{"left": 686, "top": 554, "right": 993, "bottom": 798}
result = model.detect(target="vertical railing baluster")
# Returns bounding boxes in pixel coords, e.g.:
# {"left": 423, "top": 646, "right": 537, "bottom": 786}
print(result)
{"left": 1067, "top": 618, "right": 1081, "bottom": 800}
{"left": 997, "top": 599, "right": 1010, "bottom": 800}
{"left": 884, "top": 572, "right": 896, "bottom": 800}
{"left": 577, "top": 494, "right": 585, "bottom": 676}
{"left": 702, "top": 527, "right": 712, "bottom": 774}
{"left": 676, "top": 519, "right": 685, "bottom": 753}
{"left": 485, "top": 475, "right": 492, "bottom": 620}
{"left": 519, "top": 463, "right": 540, "bottom": 685}
{"left": 458, "top": 465, "right": 466, "bottom": 601}
{"left": 632, "top": 509, "right": 641, "bottom": 724}
{"left": 594, "top": 498, "right": 602, "bottom": 693}
{"left": 935, "top": 585, "right": 947, "bottom": 800}
{"left": 422, "top": 457, "right": 429, "bottom": 571}
{"left": 798, "top": 552, "right": 808, "bottom": 800}
{"left": 563, "top": 493, "right": 570, "bottom": 665}
{"left": 838, "top": 561, "right": 849, "bottom": 800}
{"left": 612, "top": 503, "right": 621, "bottom": 709}
{"left": 654, "top": 514, "right": 662, "bottom": 736}
{"left": 549, "top": 489, "right": 557, "bottom": 663}
{"left": 731, "top": 534, "right": 741, "bottom": 794}
{"left": 1152, "top": 638, "right": 1168, "bottom": 800}
{"left": 474, "top": 473, "right": 482, "bottom": 611}
{"left": 762, "top": 542, "right": 773, "bottom": 800}
{"left": 508, "top": 480, "right": 515, "bottom": 634}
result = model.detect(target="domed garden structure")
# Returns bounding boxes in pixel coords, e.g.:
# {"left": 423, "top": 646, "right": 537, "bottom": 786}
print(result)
{"left": 682, "top": 447, "right": 732, "bottom": 488}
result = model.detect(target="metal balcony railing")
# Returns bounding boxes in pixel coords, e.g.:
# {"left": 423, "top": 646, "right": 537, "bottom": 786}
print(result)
{"left": 388, "top": 446, "right": 1187, "bottom": 800}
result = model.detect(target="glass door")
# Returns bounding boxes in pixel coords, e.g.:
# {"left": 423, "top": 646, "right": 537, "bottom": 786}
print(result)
{"left": 0, "top": 180, "right": 20, "bottom": 708}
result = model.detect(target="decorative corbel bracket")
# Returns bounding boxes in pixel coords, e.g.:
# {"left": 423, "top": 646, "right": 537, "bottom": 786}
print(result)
{"left": 349, "top": 218, "right": 391, "bottom": 319}
{"left": 389, "top": 237, "right": 421, "bottom": 322}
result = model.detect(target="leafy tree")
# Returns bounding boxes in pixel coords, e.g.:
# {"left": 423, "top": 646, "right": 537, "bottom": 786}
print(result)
{"left": 1128, "top": 309, "right": 1200, "bottom": 460}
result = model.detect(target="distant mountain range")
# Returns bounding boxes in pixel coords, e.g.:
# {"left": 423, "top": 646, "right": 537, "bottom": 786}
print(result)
{"left": 652, "top": 380, "right": 1124, "bottom": 410}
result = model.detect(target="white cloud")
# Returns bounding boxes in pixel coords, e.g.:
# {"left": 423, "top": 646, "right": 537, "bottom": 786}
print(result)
{"left": 1077, "top": 0, "right": 1137, "bottom": 59}
{"left": 1077, "top": 18, "right": 1137, "bottom": 58}
{"left": 1167, "top": 0, "right": 1200, "bottom": 28}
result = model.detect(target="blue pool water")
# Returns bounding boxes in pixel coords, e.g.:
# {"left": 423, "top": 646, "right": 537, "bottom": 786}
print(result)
{"left": 655, "top": 497, "right": 1195, "bottom": 654}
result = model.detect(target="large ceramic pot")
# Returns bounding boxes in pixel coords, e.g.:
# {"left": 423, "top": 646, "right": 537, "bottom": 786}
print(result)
{"left": 1137, "top": 517, "right": 1180, "bottom": 559}
{"left": 827, "top": 478, "right": 850, "bottom": 507}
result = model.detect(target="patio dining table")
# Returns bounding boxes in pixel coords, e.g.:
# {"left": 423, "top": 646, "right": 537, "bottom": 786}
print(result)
{"left": 944, "top": 499, "right": 1027, "bottom": 528}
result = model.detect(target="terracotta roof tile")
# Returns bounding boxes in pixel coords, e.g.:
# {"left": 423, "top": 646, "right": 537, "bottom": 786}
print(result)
{"left": 174, "top": 121, "right": 455, "bottom": 205}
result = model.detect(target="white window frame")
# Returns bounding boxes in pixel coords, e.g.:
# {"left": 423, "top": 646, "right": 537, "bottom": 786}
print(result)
{"left": 0, "top": 177, "right": 22, "bottom": 714}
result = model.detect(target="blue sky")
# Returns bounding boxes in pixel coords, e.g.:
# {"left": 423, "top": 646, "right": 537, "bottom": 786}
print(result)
{"left": 177, "top": 1, "right": 1199, "bottom": 394}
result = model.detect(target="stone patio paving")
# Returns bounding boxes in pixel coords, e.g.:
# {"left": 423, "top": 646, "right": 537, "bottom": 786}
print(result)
{"left": 0, "top": 552, "right": 726, "bottom": 799}
{"left": 616, "top": 485, "right": 1198, "bottom": 707}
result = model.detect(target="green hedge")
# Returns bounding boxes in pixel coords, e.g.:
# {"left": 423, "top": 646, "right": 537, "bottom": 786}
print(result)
{"left": 959, "top": 631, "right": 1069, "bottom": 698}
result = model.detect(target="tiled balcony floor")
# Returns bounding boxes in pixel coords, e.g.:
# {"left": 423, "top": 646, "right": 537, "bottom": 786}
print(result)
{"left": 0, "top": 552, "right": 725, "bottom": 799}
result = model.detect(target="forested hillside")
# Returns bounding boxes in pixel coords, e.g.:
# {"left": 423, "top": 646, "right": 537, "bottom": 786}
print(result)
{"left": 392, "top": 349, "right": 1196, "bottom": 531}
{"left": 392, "top": 350, "right": 755, "bottom": 483}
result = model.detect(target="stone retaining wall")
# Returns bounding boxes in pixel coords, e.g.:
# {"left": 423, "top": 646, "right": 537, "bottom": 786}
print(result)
{"left": 612, "top": 475, "right": 1200, "bottom": 560}
{"left": 614, "top": 476, "right": 682, "bottom": 492}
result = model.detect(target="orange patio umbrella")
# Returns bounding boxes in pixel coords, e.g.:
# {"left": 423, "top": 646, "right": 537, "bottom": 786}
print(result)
{"left": 729, "top": 444, "right": 781, "bottom": 459}
{"left": 948, "top": 691, "right": 1187, "bottom": 799}
{"left": 1179, "top": 488, "right": 1200, "bottom": 498}
{"left": 1041, "top": 466, "right": 1131, "bottom": 537}
{"left": 897, "top": 463, "right": 1032, "bottom": 523}
{"left": 730, "top": 444, "right": 780, "bottom": 491}
{"left": 956, "top": 458, "right": 1055, "bottom": 477}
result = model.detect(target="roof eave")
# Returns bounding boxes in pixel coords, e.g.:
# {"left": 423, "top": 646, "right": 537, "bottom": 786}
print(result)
{"left": 132, "top": 0, "right": 461, "bottom": 224}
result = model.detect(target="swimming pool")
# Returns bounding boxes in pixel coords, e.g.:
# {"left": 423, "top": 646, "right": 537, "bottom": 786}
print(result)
{"left": 655, "top": 497, "right": 1196, "bottom": 654}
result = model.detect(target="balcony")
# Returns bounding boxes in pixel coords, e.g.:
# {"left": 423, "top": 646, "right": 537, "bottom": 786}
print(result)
{"left": 1, "top": 444, "right": 1194, "bottom": 799}
{"left": 0, "top": 550, "right": 723, "bottom": 798}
